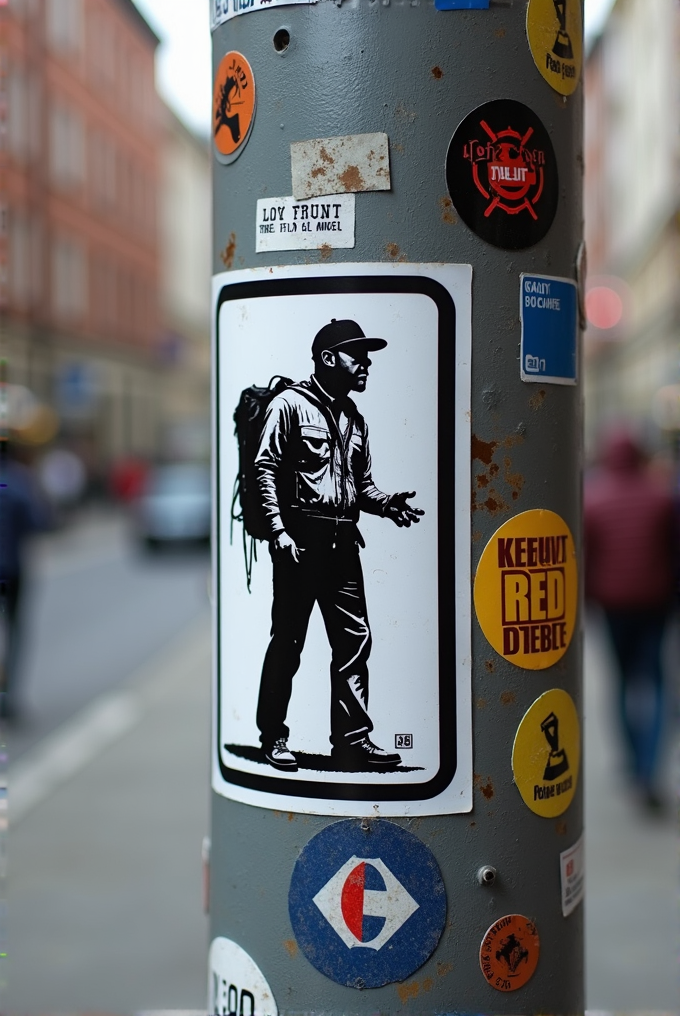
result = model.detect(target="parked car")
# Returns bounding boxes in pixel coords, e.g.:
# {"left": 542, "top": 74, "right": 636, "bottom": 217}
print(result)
{"left": 134, "top": 463, "right": 211, "bottom": 549}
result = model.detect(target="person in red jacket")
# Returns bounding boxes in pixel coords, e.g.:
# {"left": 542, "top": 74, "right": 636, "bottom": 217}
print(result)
{"left": 584, "top": 428, "right": 679, "bottom": 809}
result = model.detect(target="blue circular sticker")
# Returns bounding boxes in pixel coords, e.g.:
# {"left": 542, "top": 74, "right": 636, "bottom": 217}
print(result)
{"left": 288, "top": 819, "right": 447, "bottom": 988}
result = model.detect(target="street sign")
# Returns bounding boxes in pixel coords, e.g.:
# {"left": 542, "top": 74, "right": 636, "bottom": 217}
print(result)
{"left": 288, "top": 819, "right": 447, "bottom": 987}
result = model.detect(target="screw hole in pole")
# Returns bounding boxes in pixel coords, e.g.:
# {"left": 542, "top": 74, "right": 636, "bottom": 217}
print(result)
{"left": 273, "top": 28, "right": 290, "bottom": 52}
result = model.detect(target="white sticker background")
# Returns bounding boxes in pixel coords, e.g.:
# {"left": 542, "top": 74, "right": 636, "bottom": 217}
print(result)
{"left": 212, "top": 263, "right": 472, "bottom": 817}
{"left": 209, "top": 937, "right": 278, "bottom": 1016}
{"left": 560, "top": 833, "right": 584, "bottom": 917}
{"left": 213, "top": 0, "right": 316, "bottom": 27}
{"left": 256, "top": 195, "right": 355, "bottom": 253}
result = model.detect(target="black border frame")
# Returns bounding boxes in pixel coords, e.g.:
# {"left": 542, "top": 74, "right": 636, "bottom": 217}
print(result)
{"left": 215, "top": 274, "right": 457, "bottom": 802}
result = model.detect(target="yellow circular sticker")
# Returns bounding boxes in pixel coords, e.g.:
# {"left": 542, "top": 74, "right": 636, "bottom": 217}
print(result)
{"left": 512, "top": 688, "right": 580, "bottom": 817}
{"left": 474, "top": 509, "right": 578, "bottom": 670}
{"left": 526, "top": 0, "right": 583, "bottom": 97}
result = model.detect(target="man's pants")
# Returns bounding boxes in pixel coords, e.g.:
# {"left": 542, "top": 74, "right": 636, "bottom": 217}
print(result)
{"left": 257, "top": 526, "right": 373, "bottom": 750}
{"left": 603, "top": 607, "right": 668, "bottom": 790}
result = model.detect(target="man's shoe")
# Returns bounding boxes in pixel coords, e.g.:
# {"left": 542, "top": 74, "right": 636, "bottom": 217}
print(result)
{"left": 264, "top": 738, "right": 298, "bottom": 772}
{"left": 331, "top": 737, "right": 402, "bottom": 770}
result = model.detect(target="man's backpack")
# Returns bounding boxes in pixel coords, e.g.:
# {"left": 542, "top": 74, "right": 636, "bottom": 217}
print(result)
{"left": 231, "top": 376, "right": 294, "bottom": 590}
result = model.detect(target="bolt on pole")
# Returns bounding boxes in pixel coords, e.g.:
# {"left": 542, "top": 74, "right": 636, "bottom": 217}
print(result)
{"left": 209, "top": 1, "right": 584, "bottom": 1014}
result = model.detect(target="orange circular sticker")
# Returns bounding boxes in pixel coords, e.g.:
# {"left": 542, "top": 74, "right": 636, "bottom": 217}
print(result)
{"left": 213, "top": 51, "right": 256, "bottom": 164}
{"left": 473, "top": 509, "right": 578, "bottom": 670}
{"left": 479, "top": 914, "right": 540, "bottom": 992}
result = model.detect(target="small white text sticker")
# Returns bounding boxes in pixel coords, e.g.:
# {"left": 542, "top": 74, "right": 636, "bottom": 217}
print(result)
{"left": 213, "top": 0, "right": 316, "bottom": 27}
{"left": 560, "top": 833, "right": 584, "bottom": 917}
{"left": 255, "top": 194, "right": 355, "bottom": 253}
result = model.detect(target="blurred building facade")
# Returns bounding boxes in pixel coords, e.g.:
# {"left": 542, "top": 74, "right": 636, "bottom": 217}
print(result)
{"left": 3, "top": 0, "right": 211, "bottom": 481}
{"left": 159, "top": 111, "right": 211, "bottom": 463}
{"left": 584, "top": 0, "right": 680, "bottom": 450}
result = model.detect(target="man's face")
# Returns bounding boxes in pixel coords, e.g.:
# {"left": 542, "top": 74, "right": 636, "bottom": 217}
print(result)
{"left": 329, "top": 349, "right": 372, "bottom": 392}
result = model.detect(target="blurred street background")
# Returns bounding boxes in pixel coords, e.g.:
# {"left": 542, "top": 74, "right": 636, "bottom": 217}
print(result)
{"left": 2, "top": 0, "right": 680, "bottom": 1011}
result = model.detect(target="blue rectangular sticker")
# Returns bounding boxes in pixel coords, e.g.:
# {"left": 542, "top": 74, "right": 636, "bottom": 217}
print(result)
{"left": 520, "top": 273, "right": 578, "bottom": 386}
{"left": 434, "top": 0, "right": 490, "bottom": 9}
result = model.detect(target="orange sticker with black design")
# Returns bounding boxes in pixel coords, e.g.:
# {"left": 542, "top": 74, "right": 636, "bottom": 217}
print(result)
{"left": 474, "top": 509, "right": 578, "bottom": 670}
{"left": 213, "top": 51, "right": 256, "bottom": 164}
{"left": 479, "top": 914, "right": 540, "bottom": 992}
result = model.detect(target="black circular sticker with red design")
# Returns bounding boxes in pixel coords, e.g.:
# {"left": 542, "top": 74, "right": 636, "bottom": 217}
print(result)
{"left": 446, "top": 99, "right": 558, "bottom": 251}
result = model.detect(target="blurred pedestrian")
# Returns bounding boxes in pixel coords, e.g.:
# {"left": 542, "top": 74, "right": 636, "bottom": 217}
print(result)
{"left": 38, "top": 446, "right": 87, "bottom": 518}
{"left": 584, "top": 428, "right": 679, "bottom": 810}
{"left": 109, "top": 455, "right": 149, "bottom": 503}
{"left": 0, "top": 443, "right": 50, "bottom": 720}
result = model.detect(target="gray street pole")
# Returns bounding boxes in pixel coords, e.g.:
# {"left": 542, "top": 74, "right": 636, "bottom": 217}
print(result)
{"left": 209, "top": 1, "right": 584, "bottom": 1014}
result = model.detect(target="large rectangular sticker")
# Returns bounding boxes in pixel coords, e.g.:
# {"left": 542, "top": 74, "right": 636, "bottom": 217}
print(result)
{"left": 212, "top": 263, "right": 472, "bottom": 816}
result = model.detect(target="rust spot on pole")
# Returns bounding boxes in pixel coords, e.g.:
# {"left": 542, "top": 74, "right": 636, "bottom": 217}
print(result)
{"left": 472, "top": 435, "right": 498, "bottom": 465}
{"left": 397, "top": 980, "right": 420, "bottom": 1002}
{"left": 220, "top": 232, "right": 237, "bottom": 269}
{"left": 530, "top": 388, "right": 547, "bottom": 410}
{"left": 439, "top": 195, "right": 457, "bottom": 224}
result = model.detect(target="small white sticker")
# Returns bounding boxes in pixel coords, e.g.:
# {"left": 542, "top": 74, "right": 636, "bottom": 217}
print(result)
{"left": 255, "top": 195, "right": 355, "bottom": 253}
{"left": 212, "top": 0, "right": 316, "bottom": 27}
{"left": 209, "top": 937, "right": 278, "bottom": 1016}
{"left": 291, "top": 133, "right": 391, "bottom": 200}
{"left": 560, "top": 833, "right": 584, "bottom": 917}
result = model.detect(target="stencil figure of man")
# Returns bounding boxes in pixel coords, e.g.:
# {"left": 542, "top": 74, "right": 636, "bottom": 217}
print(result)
{"left": 254, "top": 318, "right": 424, "bottom": 773}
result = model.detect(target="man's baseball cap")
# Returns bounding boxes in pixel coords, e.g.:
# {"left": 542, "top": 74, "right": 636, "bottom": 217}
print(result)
{"left": 312, "top": 319, "right": 387, "bottom": 359}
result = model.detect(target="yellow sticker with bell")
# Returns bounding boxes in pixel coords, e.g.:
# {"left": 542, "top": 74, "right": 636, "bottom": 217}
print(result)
{"left": 526, "top": 0, "right": 583, "bottom": 97}
{"left": 473, "top": 509, "right": 577, "bottom": 670}
{"left": 512, "top": 688, "right": 580, "bottom": 817}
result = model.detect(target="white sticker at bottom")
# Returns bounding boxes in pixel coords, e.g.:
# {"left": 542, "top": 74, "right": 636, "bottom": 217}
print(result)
{"left": 255, "top": 194, "right": 355, "bottom": 252}
{"left": 209, "top": 937, "right": 278, "bottom": 1016}
{"left": 560, "top": 833, "right": 584, "bottom": 917}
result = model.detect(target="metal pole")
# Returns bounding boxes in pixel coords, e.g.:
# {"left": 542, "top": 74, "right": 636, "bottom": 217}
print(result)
{"left": 209, "top": 1, "right": 584, "bottom": 1013}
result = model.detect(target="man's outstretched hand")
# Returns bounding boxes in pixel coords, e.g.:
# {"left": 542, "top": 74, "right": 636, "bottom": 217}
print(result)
{"left": 385, "top": 491, "right": 425, "bottom": 528}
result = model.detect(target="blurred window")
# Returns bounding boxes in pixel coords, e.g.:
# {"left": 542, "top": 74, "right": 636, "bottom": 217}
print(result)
{"left": 51, "top": 235, "right": 88, "bottom": 321}
{"left": 8, "top": 70, "right": 29, "bottom": 163}
{"left": 8, "top": 212, "right": 42, "bottom": 309}
{"left": 49, "top": 103, "right": 86, "bottom": 191}
{"left": 46, "top": 0, "right": 83, "bottom": 56}
{"left": 7, "top": 68, "right": 41, "bottom": 163}
{"left": 10, "top": 0, "right": 40, "bottom": 19}
{"left": 9, "top": 212, "right": 31, "bottom": 308}
{"left": 90, "top": 132, "right": 117, "bottom": 209}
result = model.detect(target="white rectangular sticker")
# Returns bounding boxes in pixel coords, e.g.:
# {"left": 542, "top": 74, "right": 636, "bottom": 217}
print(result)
{"left": 212, "top": 0, "right": 316, "bottom": 27}
{"left": 291, "top": 134, "right": 390, "bottom": 200}
{"left": 255, "top": 195, "right": 355, "bottom": 253}
{"left": 560, "top": 834, "right": 584, "bottom": 917}
{"left": 211, "top": 263, "right": 472, "bottom": 816}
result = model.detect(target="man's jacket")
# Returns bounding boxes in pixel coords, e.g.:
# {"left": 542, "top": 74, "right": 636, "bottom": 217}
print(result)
{"left": 254, "top": 377, "right": 390, "bottom": 537}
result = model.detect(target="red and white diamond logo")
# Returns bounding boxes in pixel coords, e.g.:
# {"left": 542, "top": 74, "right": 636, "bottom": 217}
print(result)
{"left": 313, "top": 856, "right": 419, "bottom": 951}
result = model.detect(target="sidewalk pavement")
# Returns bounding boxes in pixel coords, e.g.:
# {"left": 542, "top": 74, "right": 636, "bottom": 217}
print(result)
{"left": 6, "top": 602, "right": 678, "bottom": 1012}
{"left": 7, "top": 614, "right": 212, "bottom": 1015}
